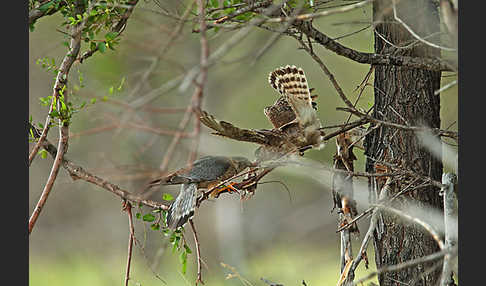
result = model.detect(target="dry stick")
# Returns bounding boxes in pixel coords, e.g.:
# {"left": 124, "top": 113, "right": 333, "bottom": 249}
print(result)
{"left": 293, "top": 20, "right": 452, "bottom": 72}
{"left": 180, "top": 1, "right": 289, "bottom": 91}
{"left": 352, "top": 246, "right": 457, "bottom": 286}
{"left": 347, "top": 180, "right": 392, "bottom": 283}
{"left": 321, "top": 118, "right": 370, "bottom": 141}
{"left": 187, "top": 0, "right": 209, "bottom": 164}
{"left": 212, "top": 0, "right": 271, "bottom": 24}
{"left": 114, "top": 0, "right": 194, "bottom": 130}
{"left": 189, "top": 219, "right": 204, "bottom": 285}
{"left": 440, "top": 173, "right": 458, "bottom": 286}
{"left": 373, "top": 203, "right": 444, "bottom": 249}
{"left": 29, "top": 7, "right": 86, "bottom": 234}
{"left": 29, "top": 0, "right": 68, "bottom": 25}
{"left": 336, "top": 107, "right": 458, "bottom": 141}
{"left": 336, "top": 207, "right": 373, "bottom": 232}
{"left": 30, "top": 123, "right": 168, "bottom": 210}
{"left": 124, "top": 201, "right": 136, "bottom": 286}
{"left": 391, "top": 0, "right": 455, "bottom": 52}
{"left": 294, "top": 36, "right": 356, "bottom": 112}
{"left": 265, "top": 0, "right": 372, "bottom": 23}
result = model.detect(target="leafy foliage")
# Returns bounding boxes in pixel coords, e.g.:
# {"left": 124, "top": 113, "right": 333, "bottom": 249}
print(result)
{"left": 135, "top": 205, "right": 193, "bottom": 275}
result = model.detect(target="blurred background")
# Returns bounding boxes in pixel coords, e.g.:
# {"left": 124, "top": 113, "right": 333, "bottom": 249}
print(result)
{"left": 29, "top": 1, "right": 458, "bottom": 285}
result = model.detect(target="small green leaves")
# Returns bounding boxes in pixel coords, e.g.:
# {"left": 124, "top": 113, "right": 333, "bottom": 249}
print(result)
{"left": 36, "top": 57, "right": 58, "bottom": 74}
{"left": 135, "top": 212, "right": 141, "bottom": 219}
{"left": 179, "top": 251, "right": 188, "bottom": 274}
{"left": 150, "top": 223, "right": 160, "bottom": 230}
{"left": 97, "top": 42, "right": 106, "bottom": 53}
{"left": 117, "top": 77, "right": 126, "bottom": 91}
{"left": 142, "top": 213, "right": 156, "bottom": 222}
{"left": 162, "top": 193, "right": 174, "bottom": 201}
{"left": 105, "top": 31, "right": 119, "bottom": 41}
{"left": 38, "top": 149, "right": 48, "bottom": 159}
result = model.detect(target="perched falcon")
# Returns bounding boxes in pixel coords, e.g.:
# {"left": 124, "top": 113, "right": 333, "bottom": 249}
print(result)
{"left": 146, "top": 156, "right": 253, "bottom": 229}
{"left": 199, "top": 65, "right": 325, "bottom": 162}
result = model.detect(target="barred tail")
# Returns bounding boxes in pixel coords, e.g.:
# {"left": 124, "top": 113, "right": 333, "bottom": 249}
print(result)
{"left": 166, "top": 183, "right": 197, "bottom": 229}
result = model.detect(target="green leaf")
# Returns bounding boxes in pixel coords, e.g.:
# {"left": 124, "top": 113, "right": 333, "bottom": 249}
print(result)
{"left": 184, "top": 244, "right": 192, "bottom": 254}
{"left": 90, "top": 98, "right": 97, "bottom": 104}
{"left": 135, "top": 212, "right": 141, "bottom": 219}
{"left": 162, "top": 193, "right": 174, "bottom": 201}
{"left": 108, "top": 86, "right": 114, "bottom": 95}
{"left": 150, "top": 223, "right": 160, "bottom": 230}
{"left": 49, "top": 110, "right": 60, "bottom": 118}
{"left": 142, "top": 213, "right": 155, "bottom": 222}
{"left": 181, "top": 260, "right": 187, "bottom": 274}
{"left": 98, "top": 42, "right": 106, "bottom": 53}
{"left": 38, "top": 149, "right": 48, "bottom": 159}
{"left": 179, "top": 251, "right": 188, "bottom": 274}
{"left": 38, "top": 1, "right": 54, "bottom": 12}
{"left": 90, "top": 41, "right": 97, "bottom": 51}
{"left": 105, "top": 31, "right": 119, "bottom": 41}
{"left": 117, "top": 77, "right": 126, "bottom": 91}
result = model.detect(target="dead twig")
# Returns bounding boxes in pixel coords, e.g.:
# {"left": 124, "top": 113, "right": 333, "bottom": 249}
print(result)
{"left": 189, "top": 219, "right": 204, "bottom": 285}
{"left": 123, "top": 201, "right": 135, "bottom": 286}
{"left": 29, "top": 123, "right": 169, "bottom": 210}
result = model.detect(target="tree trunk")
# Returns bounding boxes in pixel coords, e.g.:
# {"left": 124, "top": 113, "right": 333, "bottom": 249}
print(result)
{"left": 365, "top": 1, "right": 443, "bottom": 285}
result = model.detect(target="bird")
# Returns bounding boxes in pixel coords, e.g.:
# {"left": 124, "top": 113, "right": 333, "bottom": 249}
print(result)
{"left": 146, "top": 155, "right": 254, "bottom": 229}
{"left": 199, "top": 65, "right": 325, "bottom": 162}
{"left": 267, "top": 65, "right": 323, "bottom": 148}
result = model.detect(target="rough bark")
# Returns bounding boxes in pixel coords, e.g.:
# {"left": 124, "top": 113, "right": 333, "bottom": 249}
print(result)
{"left": 364, "top": 0, "right": 444, "bottom": 285}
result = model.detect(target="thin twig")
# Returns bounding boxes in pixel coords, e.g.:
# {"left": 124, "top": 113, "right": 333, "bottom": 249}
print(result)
{"left": 189, "top": 219, "right": 204, "bottom": 285}
{"left": 336, "top": 107, "right": 458, "bottom": 141}
{"left": 372, "top": 203, "right": 444, "bottom": 249}
{"left": 352, "top": 246, "right": 457, "bottom": 285}
{"left": 293, "top": 20, "right": 453, "bottom": 71}
{"left": 391, "top": 0, "right": 455, "bottom": 51}
{"left": 29, "top": 123, "right": 169, "bottom": 210}
{"left": 263, "top": 0, "right": 372, "bottom": 23}
{"left": 123, "top": 201, "right": 135, "bottom": 286}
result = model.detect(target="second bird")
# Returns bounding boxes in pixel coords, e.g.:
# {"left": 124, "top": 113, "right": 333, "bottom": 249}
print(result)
{"left": 147, "top": 155, "right": 254, "bottom": 229}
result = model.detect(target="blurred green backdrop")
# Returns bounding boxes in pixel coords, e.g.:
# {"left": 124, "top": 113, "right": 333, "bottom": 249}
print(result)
{"left": 29, "top": 1, "right": 457, "bottom": 285}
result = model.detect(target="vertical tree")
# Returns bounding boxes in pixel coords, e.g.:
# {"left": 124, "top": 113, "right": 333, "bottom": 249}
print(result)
{"left": 365, "top": 0, "right": 446, "bottom": 285}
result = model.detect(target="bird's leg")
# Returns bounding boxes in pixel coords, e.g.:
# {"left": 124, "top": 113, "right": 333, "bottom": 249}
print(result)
{"left": 209, "top": 182, "right": 240, "bottom": 198}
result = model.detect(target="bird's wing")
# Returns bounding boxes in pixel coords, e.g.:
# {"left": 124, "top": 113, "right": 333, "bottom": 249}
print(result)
{"left": 199, "top": 110, "right": 274, "bottom": 145}
{"left": 185, "top": 156, "right": 232, "bottom": 182}
{"left": 268, "top": 65, "right": 318, "bottom": 127}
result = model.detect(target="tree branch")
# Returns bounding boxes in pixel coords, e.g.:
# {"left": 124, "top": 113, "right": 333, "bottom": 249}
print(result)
{"left": 293, "top": 21, "right": 453, "bottom": 71}
{"left": 123, "top": 201, "right": 135, "bottom": 286}
{"left": 29, "top": 0, "right": 67, "bottom": 26}
{"left": 29, "top": 123, "right": 169, "bottom": 210}
{"left": 29, "top": 2, "right": 86, "bottom": 234}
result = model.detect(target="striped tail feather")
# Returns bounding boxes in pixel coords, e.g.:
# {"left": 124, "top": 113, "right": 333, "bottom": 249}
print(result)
{"left": 166, "top": 183, "right": 197, "bottom": 229}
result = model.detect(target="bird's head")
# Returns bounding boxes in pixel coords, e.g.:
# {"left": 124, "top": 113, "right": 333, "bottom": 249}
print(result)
{"left": 230, "top": 156, "right": 255, "bottom": 171}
